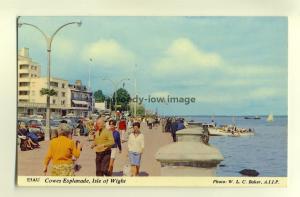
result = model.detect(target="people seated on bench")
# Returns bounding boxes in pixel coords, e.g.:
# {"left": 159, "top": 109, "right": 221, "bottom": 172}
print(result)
{"left": 18, "top": 122, "right": 39, "bottom": 151}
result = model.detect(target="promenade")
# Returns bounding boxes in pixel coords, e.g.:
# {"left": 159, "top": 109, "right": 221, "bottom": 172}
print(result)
{"left": 17, "top": 122, "right": 173, "bottom": 176}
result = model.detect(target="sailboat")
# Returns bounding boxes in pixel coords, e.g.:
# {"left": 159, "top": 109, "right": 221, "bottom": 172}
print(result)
{"left": 267, "top": 113, "right": 274, "bottom": 122}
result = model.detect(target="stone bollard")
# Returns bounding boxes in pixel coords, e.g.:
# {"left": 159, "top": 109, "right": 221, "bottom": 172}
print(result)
{"left": 155, "top": 127, "right": 224, "bottom": 176}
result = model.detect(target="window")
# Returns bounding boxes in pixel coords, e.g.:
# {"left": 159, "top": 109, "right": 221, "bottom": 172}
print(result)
{"left": 61, "top": 100, "right": 65, "bottom": 105}
{"left": 62, "top": 83, "right": 65, "bottom": 88}
{"left": 19, "top": 82, "right": 30, "bottom": 86}
{"left": 19, "top": 64, "right": 29, "bottom": 69}
{"left": 50, "top": 81, "right": 58, "bottom": 87}
{"left": 20, "top": 73, "right": 29, "bottom": 78}
{"left": 61, "top": 92, "right": 66, "bottom": 97}
{"left": 19, "top": 91, "right": 29, "bottom": 95}
{"left": 52, "top": 99, "right": 56, "bottom": 104}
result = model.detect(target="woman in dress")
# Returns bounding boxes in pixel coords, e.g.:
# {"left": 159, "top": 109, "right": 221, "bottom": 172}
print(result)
{"left": 127, "top": 122, "right": 144, "bottom": 176}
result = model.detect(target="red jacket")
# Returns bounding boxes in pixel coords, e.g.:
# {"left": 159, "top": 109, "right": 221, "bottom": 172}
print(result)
{"left": 118, "top": 120, "right": 127, "bottom": 130}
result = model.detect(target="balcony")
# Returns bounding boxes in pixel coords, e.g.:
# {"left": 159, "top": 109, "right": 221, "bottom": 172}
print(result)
{"left": 18, "top": 78, "right": 30, "bottom": 82}
{"left": 19, "top": 69, "right": 29, "bottom": 74}
{"left": 18, "top": 86, "right": 30, "bottom": 91}
{"left": 71, "top": 96, "right": 87, "bottom": 101}
{"left": 18, "top": 95, "right": 30, "bottom": 100}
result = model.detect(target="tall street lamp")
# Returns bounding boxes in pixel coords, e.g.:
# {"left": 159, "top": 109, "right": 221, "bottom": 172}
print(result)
{"left": 88, "top": 58, "right": 94, "bottom": 116}
{"left": 18, "top": 20, "right": 82, "bottom": 140}
{"left": 133, "top": 64, "right": 138, "bottom": 117}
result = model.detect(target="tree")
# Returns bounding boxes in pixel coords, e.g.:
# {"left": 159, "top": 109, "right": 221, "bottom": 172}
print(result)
{"left": 129, "top": 103, "right": 146, "bottom": 116}
{"left": 112, "top": 88, "right": 131, "bottom": 111}
{"left": 40, "top": 88, "right": 57, "bottom": 96}
{"left": 136, "top": 105, "right": 145, "bottom": 116}
{"left": 94, "top": 90, "right": 106, "bottom": 102}
{"left": 105, "top": 96, "right": 112, "bottom": 110}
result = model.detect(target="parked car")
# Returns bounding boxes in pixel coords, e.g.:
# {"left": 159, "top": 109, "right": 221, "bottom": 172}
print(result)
{"left": 27, "top": 119, "right": 45, "bottom": 141}
{"left": 17, "top": 118, "right": 29, "bottom": 128}
{"left": 61, "top": 118, "right": 78, "bottom": 129}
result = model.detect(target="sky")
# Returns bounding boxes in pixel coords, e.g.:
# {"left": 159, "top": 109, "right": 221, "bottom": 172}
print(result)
{"left": 17, "top": 16, "right": 288, "bottom": 116}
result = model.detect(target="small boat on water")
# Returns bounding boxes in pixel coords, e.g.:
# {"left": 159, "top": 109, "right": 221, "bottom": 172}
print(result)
{"left": 244, "top": 116, "right": 261, "bottom": 120}
{"left": 201, "top": 123, "right": 255, "bottom": 137}
{"left": 267, "top": 113, "right": 274, "bottom": 122}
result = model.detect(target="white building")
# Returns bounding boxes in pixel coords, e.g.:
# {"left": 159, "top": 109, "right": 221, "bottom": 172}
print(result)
{"left": 94, "top": 102, "right": 106, "bottom": 112}
{"left": 18, "top": 48, "right": 41, "bottom": 104}
{"left": 21, "top": 77, "right": 71, "bottom": 117}
{"left": 17, "top": 48, "right": 93, "bottom": 118}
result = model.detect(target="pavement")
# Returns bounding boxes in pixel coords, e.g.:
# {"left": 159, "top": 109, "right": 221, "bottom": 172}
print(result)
{"left": 17, "top": 122, "right": 173, "bottom": 176}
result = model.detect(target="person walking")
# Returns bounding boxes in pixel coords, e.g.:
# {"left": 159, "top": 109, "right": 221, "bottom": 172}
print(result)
{"left": 91, "top": 117, "right": 115, "bottom": 176}
{"left": 170, "top": 119, "right": 178, "bottom": 142}
{"left": 177, "top": 119, "right": 185, "bottom": 130}
{"left": 108, "top": 119, "right": 122, "bottom": 175}
{"left": 43, "top": 123, "right": 82, "bottom": 176}
{"left": 127, "top": 122, "right": 144, "bottom": 176}
{"left": 86, "top": 117, "right": 94, "bottom": 141}
{"left": 118, "top": 117, "right": 127, "bottom": 143}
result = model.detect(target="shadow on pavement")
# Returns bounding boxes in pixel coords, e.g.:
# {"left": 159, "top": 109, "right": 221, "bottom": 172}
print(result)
{"left": 112, "top": 171, "right": 149, "bottom": 176}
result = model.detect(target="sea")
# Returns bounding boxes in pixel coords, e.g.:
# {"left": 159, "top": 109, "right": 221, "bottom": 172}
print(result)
{"left": 183, "top": 116, "right": 287, "bottom": 177}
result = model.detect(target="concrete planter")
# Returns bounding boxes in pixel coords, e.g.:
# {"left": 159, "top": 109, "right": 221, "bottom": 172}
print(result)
{"left": 155, "top": 127, "right": 223, "bottom": 176}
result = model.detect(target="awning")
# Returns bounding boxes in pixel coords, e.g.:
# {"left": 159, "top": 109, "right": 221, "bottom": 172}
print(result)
{"left": 72, "top": 100, "right": 88, "bottom": 106}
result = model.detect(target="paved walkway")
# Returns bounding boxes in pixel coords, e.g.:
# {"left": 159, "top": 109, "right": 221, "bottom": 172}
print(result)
{"left": 17, "top": 122, "right": 173, "bottom": 176}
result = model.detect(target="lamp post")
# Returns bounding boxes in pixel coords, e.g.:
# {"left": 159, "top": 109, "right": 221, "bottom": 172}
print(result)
{"left": 18, "top": 20, "right": 82, "bottom": 140}
{"left": 133, "top": 64, "right": 138, "bottom": 117}
{"left": 88, "top": 58, "right": 93, "bottom": 116}
{"left": 102, "top": 78, "right": 130, "bottom": 115}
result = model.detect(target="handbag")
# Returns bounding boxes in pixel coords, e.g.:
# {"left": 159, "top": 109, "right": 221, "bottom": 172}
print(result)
{"left": 123, "top": 163, "right": 131, "bottom": 176}
{"left": 122, "top": 155, "right": 132, "bottom": 176}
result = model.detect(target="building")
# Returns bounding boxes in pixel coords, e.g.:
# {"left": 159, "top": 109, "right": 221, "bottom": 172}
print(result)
{"left": 18, "top": 48, "right": 44, "bottom": 116}
{"left": 17, "top": 48, "right": 93, "bottom": 118}
{"left": 68, "top": 80, "right": 93, "bottom": 117}
{"left": 21, "top": 77, "right": 70, "bottom": 117}
{"left": 94, "top": 102, "right": 107, "bottom": 112}
{"left": 18, "top": 48, "right": 41, "bottom": 104}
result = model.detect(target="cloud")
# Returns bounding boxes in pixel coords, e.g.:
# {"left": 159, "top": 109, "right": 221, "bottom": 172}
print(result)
{"left": 82, "top": 39, "right": 136, "bottom": 67}
{"left": 248, "top": 87, "right": 284, "bottom": 99}
{"left": 223, "top": 64, "right": 286, "bottom": 78}
{"left": 194, "top": 86, "right": 285, "bottom": 104}
{"left": 152, "top": 37, "right": 223, "bottom": 76}
{"left": 52, "top": 37, "right": 76, "bottom": 58}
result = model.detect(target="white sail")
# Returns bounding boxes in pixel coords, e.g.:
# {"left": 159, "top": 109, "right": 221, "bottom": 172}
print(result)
{"left": 267, "top": 113, "right": 274, "bottom": 122}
